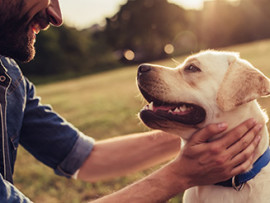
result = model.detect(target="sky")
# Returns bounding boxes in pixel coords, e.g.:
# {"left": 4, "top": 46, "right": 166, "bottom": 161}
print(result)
{"left": 58, "top": 0, "right": 205, "bottom": 30}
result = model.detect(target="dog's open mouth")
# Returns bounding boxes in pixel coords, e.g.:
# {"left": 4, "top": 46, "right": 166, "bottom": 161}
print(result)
{"left": 139, "top": 87, "right": 206, "bottom": 125}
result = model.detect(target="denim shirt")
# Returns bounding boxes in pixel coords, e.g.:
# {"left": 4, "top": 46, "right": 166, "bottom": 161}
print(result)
{"left": 0, "top": 56, "right": 95, "bottom": 202}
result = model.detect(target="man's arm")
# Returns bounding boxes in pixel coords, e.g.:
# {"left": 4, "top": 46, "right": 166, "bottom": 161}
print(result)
{"left": 77, "top": 130, "right": 181, "bottom": 182}
{"left": 78, "top": 119, "right": 261, "bottom": 202}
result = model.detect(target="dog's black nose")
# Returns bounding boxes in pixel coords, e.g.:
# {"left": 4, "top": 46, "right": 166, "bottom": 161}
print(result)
{"left": 138, "top": 64, "right": 152, "bottom": 73}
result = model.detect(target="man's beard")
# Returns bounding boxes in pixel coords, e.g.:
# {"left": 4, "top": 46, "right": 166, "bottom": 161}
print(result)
{"left": 0, "top": 25, "right": 36, "bottom": 63}
{"left": 0, "top": 4, "right": 36, "bottom": 63}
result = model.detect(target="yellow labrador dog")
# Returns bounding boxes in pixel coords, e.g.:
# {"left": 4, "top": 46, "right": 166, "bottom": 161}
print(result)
{"left": 137, "top": 50, "right": 270, "bottom": 203}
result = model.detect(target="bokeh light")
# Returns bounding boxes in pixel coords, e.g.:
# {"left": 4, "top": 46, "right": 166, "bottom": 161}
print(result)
{"left": 124, "top": 50, "right": 135, "bottom": 61}
{"left": 164, "top": 44, "right": 175, "bottom": 54}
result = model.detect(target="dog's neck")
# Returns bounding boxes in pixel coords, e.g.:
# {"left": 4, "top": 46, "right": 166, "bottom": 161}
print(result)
{"left": 179, "top": 100, "right": 269, "bottom": 167}
{"left": 213, "top": 100, "right": 269, "bottom": 165}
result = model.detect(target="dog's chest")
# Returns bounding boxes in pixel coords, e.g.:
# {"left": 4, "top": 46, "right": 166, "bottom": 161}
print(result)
{"left": 183, "top": 164, "right": 270, "bottom": 203}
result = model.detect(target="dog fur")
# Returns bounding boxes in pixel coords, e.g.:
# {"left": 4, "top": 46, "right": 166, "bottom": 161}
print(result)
{"left": 137, "top": 50, "right": 270, "bottom": 203}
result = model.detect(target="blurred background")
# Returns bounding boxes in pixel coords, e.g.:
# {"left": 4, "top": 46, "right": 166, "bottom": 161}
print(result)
{"left": 19, "top": 0, "right": 270, "bottom": 82}
{"left": 14, "top": 0, "right": 270, "bottom": 202}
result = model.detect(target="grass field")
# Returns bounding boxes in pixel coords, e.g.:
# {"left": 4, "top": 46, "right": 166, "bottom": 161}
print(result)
{"left": 13, "top": 39, "right": 270, "bottom": 202}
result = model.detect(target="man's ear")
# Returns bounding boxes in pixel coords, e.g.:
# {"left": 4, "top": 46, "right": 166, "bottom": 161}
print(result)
{"left": 216, "top": 59, "right": 270, "bottom": 111}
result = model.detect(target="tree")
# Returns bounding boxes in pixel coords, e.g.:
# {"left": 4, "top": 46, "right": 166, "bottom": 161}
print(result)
{"left": 103, "top": 0, "right": 188, "bottom": 62}
{"left": 20, "top": 25, "right": 119, "bottom": 77}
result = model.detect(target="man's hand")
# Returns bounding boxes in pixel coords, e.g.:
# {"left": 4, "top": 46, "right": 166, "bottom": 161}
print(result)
{"left": 91, "top": 119, "right": 262, "bottom": 202}
{"left": 170, "top": 118, "right": 262, "bottom": 188}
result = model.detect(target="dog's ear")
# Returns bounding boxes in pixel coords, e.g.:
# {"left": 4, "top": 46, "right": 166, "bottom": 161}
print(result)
{"left": 216, "top": 58, "right": 270, "bottom": 111}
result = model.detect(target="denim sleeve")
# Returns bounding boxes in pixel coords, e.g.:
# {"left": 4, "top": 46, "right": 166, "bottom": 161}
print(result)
{"left": 19, "top": 78, "right": 95, "bottom": 177}
{"left": 0, "top": 174, "right": 32, "bottom": 202}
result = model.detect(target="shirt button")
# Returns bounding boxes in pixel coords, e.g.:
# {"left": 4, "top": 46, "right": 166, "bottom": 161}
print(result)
{"left": 0, "top": 75, "right": 6, "bottom": 82}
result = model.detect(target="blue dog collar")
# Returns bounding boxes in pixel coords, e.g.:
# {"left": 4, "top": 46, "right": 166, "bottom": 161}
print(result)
{"left": 216, "top": 147, "right": 270, "bottom": 191}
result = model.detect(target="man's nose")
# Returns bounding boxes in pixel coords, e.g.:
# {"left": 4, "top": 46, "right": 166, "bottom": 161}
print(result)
{"left": 47, "top": 0, "right": 63, "bottom": 26}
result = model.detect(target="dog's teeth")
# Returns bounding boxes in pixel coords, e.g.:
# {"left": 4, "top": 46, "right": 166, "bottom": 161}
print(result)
{"left": 149, "top": 102, "right": 154, "bottom": 110}
{"left": 169, "top": 110, "right": 173, "bottom": 113}
{"left": 180, "top": 105, "right": 187, "bottom": 112}
{"left": 174, "top": 108, "right": 181, "bottom": 113}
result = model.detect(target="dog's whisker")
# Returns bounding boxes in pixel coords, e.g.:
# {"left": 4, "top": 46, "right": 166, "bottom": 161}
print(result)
{"left": 171, "top": 58, "right": 181, "bottom": 66}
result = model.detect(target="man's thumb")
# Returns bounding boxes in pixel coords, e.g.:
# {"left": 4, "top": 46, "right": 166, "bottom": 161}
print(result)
{"left": 189, "top": 123, "right": 228, "bottom": 144}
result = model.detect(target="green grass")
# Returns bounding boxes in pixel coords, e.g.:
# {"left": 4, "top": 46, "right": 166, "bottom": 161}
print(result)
{"left": 14, "top": 39, "right": 270, "bottom": 202}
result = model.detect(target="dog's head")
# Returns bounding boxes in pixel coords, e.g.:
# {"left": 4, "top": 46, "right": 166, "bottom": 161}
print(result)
{"left": 137, "top": 50, "right": 270, "bottom": 139}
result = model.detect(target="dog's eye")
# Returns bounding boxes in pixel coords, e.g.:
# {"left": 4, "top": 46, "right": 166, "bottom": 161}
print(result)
{"left": 184, "top": 64, "right": 201, "bottom": 73}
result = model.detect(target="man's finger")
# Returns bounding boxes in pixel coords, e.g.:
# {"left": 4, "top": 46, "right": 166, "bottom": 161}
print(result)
{"left": 226, "top": 124, "right": 262, "bottom": 158}
{"left": 215, "top": 118, "right": 257, "bottom": 149}
{"left": 230, "top": 152, "right": 255, "bottom": 176}
{"left": 229, "top": 135, "right": 261, "bottom": 175}
{"left": 189, "top": 122, "right": 228, "bottom": 145}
